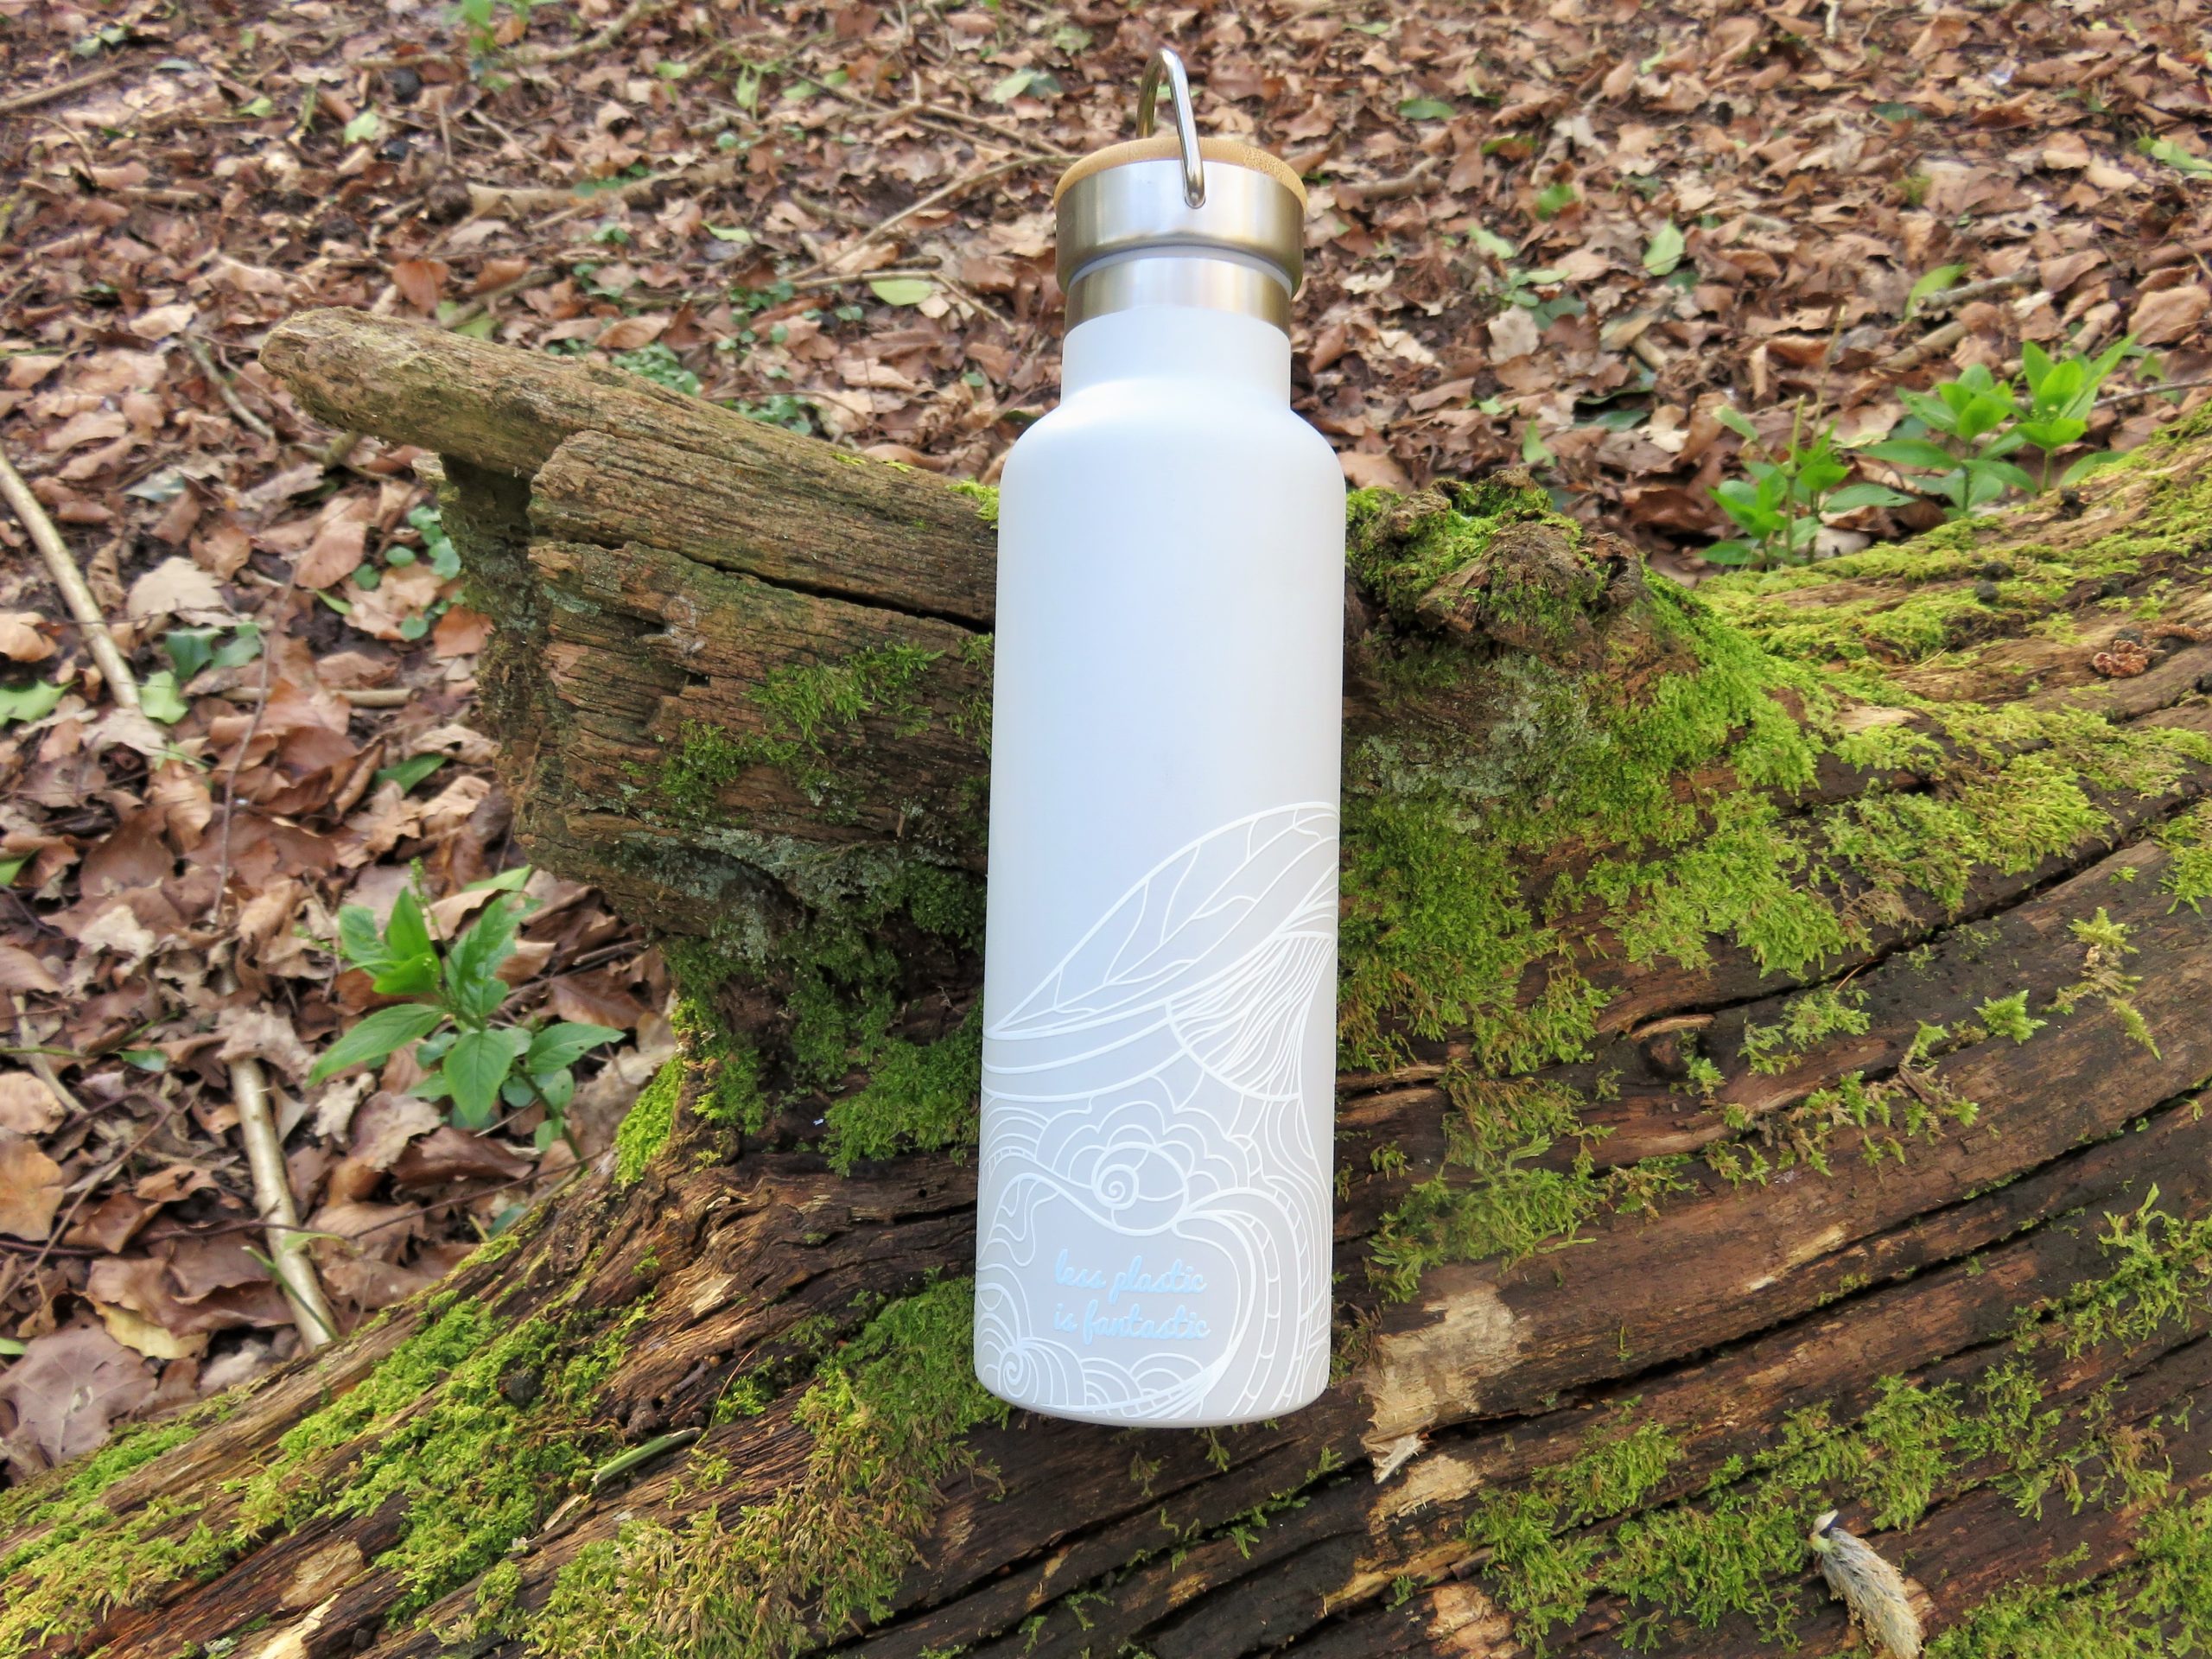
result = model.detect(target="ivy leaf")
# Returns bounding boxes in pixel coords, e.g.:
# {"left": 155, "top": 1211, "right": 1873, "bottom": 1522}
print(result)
{"left": 1642, "top": 220, "right": 1686, "bottom": 276}
{"left": 868, "top": 277, "right": 935, "bottom": 307}
{"left": 341, "top": 109, "right": 382, "bottom": 144}
{"left": 137, "top": 671, "right": 189, "bottom": 725}
{"left": 308, "top": 1003, "right": 446, "bottom": 1084}
{"left": 0, "top": 680, "right": 67, "bottom": 728}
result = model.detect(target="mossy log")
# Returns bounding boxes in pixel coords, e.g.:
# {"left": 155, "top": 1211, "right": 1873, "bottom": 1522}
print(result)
{"left": 9, "top": 308, "right": 2212, "bottom": 1659}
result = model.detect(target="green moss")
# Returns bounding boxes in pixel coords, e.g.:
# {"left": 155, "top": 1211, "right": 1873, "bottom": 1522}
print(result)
{"left": 948, "top": 479, "right": 998, "bottom": 524}
{"left": 615, "top": 1057, "right": 684, "bottom": 1183}
{"left": 2050, "top": 908, "right": 2158, "bottom": 1057}
{"left": 1977, "top": 990, "right": 2049, "bottom": 1045}
{"left": 2156, "top": 800, "right": 2212, "bottom": 913}
{"left": 528, "top": 1279, "right": 1005, "bottom": 1659}
{"left": 1463, "top": 1192, "right": 2212, "bottom": 1655}
{"left": 1463, "top": 1411, "right": 1684, "bottom": 1643}
{"left": 1366, "top": 1075, "right": 1692, "bottom": 1300}
{"left": 1741, "top": 986, "right": 1872, "bottom": 1075}
{"left": 822, "top": 1007, "right": 981, "bottom": 1171}
{"left": 658, "top": 642, "right": 944, "bottom": 815}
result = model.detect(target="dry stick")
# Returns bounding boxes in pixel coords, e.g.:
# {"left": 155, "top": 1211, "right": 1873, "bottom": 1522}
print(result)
{"left": 1877, "top": 317, "right": 1969, "bottom": 374}
{"left": 1916, "top": 266, "right": 2036, "bottom": 314}
{"left": 185, "top": 336, "right": 276, "bottom": 442}
{"left": 0, "top": 63, "right": 123, "bottom": 118}
{"left": 223, "top": 1001, "right": 338, "bottom": 1352}
{"left": 9, "top": 993, "right": 85, "bottom": 1117}
{"left": 0, "top": 445, "right": 139, "bottom": 709}
{"left": 788, "top": 155, "right": 1041, "bottom": 283}
{"left": 2098, "top": 375, "right": 2212, "bottom": 410}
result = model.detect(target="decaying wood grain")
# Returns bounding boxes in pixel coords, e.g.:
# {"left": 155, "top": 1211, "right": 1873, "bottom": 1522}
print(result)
{"left": 5, "top": 309, "right": 2210, "bottom": 1659}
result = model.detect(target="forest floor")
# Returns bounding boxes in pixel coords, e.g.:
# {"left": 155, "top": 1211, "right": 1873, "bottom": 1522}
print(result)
{"left": 0, "top": 0, "right": 2207, "bottom": 1479}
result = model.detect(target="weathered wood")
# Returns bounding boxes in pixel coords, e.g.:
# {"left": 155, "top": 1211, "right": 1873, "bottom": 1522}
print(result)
{"left": 6, "top": 309, "right": 2212, "bottom": 1659}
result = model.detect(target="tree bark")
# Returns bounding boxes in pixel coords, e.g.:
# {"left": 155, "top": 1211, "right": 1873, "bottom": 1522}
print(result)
{"left": 7, "top": 308, "right": 2212, "bottom": 1659}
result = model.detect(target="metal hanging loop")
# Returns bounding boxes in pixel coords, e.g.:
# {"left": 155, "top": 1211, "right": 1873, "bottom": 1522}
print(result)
{"left": 1136, "top": 47, "right": 1206, "bottom": 208}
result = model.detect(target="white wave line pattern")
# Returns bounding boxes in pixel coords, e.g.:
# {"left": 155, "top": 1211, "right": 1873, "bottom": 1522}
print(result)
{"left": 976, "top": 803, "right": 1338, "bottom": 1422}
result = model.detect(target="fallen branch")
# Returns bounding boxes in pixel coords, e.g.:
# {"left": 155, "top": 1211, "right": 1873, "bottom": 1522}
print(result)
{"left": 8, "top": 993, "right": 85, "bottom": 1121}
{"left": 222, "top": 1001, "right": 338, "bottom": 1352}
{"left": 0, "top": 443, "right": 140, "bottom": 709}
{"left": 0, "top": 63, "right": 122, "bottom": 118}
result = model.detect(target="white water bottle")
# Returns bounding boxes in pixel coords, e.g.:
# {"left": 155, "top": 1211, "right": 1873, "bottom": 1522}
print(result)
{"left": 974, "top": 52, "right": 1344, "bottom": 1427}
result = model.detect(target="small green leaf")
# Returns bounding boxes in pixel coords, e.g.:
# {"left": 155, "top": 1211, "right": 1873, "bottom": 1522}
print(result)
{"left": 1521, "top": 421, "right": 1554, "bottom": 465}
{"left": 1642, "top": 219, "right": 1686, "bottom": 276}
{"left": 1533, "top": 181, "right": 1579, "bottom": 219}
{"left": 2060, "top": 450, "right": 2126, "bottom": 487}
{"left": 868, "top": 277, "right": 935, "bottom": 307}
{"left": 1904, "top": 263, "right": 1966, "bottom": 318}
{"left": 527, "top": 1021, "right": 625, "bottom": 1075}
{"left": 342, "top": 109, "right": 383, "bottom": 144}
{"left": 0, "top": 680, "right": 67, "bottom": 728}
{"left": 240, "top": 94, "right": 275, "bottom": 118}
{"left": 532, "top": 1066, "right": 575, "bottom": 1113}
{"left": 984, "top": 68, "right": 1035, "bottom": 104}
{"left": 118, "top": 1047, "right": 168, "bottom": 1072}
{"left": 163, "top": 629, "right": 216, "bottom": 683}
{"left": 308, "top": 1003, "right": 446, "bottom": 1084}
{"left": 138, "top": 671, "right": 190, "bottom": 725}
{"left": 2140, "top": 136, "right": 2212, "bottom": 177}
{"left": 1823, "top": 482, "right": 1916, "bottom": 512}
{"left": 466, "top": 866, "right": 534, "bottom": 893}
{"left": 447, "top": 896, "right": 524, "bottom": 1024}
{"left": 1398, "top": 97, "right": 1455, "bottom": 120}
{"left": 375, "top": 753, "right": 448, "bottom": 793}
{"left": 213, "top": 621, "right": 263, "bottom": 668}
{"left": 0, "top": 855, "right": 26, "bottom": 885}
{"left": 1863, "top": 437, "right": 1961, "bottom": 472}
{"left": 705, "top": 224, "right": 753, "bottom": 244}
{"left": 1714, "top": 405, "right": 1760, "bottom": 442}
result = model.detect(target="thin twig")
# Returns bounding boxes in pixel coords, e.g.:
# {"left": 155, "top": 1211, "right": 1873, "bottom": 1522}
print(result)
{"left": 1914, "top": 266, "right": 2035, "bottom": 315}
{"left": 2097, "top": 376, "right": 2212, "bottom": 410}
{"left": 789, "top": 155, "right": 1041, "bottom": 283}
{"left": 512, "top": 0, "right": 668, "bottom": 67}
{"left": 185, "top": 336, "right": 276, "bottom": 442}
{"left": 0, "top": 64, "right": 123, "bottom": 118}
{"left": 209, "top": 571, "right": 296, "bottom": 921}
{"left": 0, "top": 444, "right": 139, "bottom": 709}
{"left": 22, "top": 1100, "right": 175, "bottom": 1283}
{"left": 9, "top": 993, "right": 85, "bottom": 1117}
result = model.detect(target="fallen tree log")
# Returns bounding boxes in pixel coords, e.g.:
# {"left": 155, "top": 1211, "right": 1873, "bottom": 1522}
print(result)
{"left": 8, "top": 307, "right": 2212, "bottom": 1659}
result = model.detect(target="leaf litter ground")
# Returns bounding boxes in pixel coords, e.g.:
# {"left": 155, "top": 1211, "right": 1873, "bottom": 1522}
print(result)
{"left": 0, "top": 0, "right": 2207, "bottom": 1478}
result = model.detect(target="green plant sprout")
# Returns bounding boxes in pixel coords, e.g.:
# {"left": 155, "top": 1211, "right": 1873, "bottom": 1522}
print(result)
{"left": 1861, "top": 340, "right": 2133, "bottom": 513}
{"left": 309, "top": 869, "right": 621, "bottom": 1149}
{"left": 1705, "top": 404, "right": 1912, "bottom": 567}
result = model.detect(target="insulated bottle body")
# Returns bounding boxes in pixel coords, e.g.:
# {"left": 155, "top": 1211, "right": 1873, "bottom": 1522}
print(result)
{"left": 974, "top": 306, "right": 1344, "bottom": 1427}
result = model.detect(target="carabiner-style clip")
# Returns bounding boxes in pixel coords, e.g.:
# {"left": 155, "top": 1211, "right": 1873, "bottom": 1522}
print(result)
{"left": 1136, "top": 47, "right": 1206, "bottom": 208}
